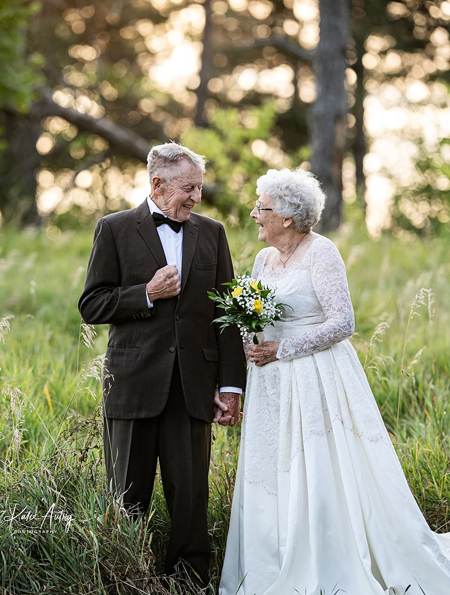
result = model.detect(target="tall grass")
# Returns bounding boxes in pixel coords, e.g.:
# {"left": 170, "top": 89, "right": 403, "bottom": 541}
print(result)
{"left": 1, "top": 220, "right": 449, "bottom": 594}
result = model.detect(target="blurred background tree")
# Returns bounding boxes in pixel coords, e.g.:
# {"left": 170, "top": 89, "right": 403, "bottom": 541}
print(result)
{"left": 0, "top": 0, "right": 44, "bottom": 225}
{"left": 0, "top": 0, "right": 449, "bottom": 236}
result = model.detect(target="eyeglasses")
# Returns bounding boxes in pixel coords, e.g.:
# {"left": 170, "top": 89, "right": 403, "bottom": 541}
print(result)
{"left": 255, "top": 202, "right": 274, "bottom": 214}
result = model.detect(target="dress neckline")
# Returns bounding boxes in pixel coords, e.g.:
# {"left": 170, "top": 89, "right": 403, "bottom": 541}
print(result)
{"left": 261, "top": 236, "right": 325, "bottom": 274}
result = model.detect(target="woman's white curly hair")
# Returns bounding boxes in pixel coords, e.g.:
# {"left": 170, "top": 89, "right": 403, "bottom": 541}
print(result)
{"left": 256, "top": 168, "right": 326, "bottom": 232}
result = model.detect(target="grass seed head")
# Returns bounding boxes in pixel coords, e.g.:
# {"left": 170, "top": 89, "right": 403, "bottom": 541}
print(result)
{"left": 0, "top": 316, "right": 13, "bottom": 343}
{"left": 81, "top": 322, "right": 97, "bottom": 349}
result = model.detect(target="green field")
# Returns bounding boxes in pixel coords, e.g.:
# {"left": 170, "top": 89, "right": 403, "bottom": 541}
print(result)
{"left": 1, "top": 220, "right": 449, "bottom": 594}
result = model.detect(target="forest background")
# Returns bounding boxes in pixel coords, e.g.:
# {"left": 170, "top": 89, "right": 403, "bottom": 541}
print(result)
{"left": 1, "top": 0, "right": 450, "bottom": 594}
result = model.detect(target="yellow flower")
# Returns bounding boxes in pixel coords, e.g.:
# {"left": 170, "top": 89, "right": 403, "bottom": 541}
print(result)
{"left": 253, "top": 299, "right": 263, "bottom": 314}
{"left": 250, "top": 281, "right": 261, "bottom": 293}
{"left": 232, "top": 286, "right": 243, "bottom": 298}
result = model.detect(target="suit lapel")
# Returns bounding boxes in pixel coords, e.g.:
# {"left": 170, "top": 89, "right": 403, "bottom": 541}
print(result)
{"left": 181, "top": 217, "right": 198, "bottom": 294}
{"left": 136, "top": 199, "right": 167, "bottom": 268}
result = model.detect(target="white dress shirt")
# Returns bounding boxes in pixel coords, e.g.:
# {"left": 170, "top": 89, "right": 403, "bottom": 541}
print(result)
{"left": 146, "top": 197, "right": 241, "bottom": 396}
{"left": 147, "top": 197, "right": 184, "bottom": 285}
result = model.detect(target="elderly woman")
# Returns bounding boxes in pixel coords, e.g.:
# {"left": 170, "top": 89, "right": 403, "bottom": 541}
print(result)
{"left": 219, "top": 168, "right": 450, "bottom": 595}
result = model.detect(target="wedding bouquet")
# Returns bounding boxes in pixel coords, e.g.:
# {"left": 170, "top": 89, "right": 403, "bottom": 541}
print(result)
{"left": 208, "top": 271, "right": 286, "bottom": 344}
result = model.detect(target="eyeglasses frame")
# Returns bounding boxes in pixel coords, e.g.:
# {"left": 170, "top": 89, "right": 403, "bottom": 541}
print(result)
{"left": 255, "top": 202, "right": 274, "bottom": 214}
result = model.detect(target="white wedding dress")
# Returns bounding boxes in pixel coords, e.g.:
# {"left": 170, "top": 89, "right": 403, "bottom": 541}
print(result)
{"left": 219, "top": 236, "right": 450, "bottom": 595}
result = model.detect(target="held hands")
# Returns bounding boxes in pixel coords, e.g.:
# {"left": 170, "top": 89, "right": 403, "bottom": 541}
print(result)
{"left": 247, "top": 341, "right": 280, "bottom": 366}
{"left": 213, "top": 390, "right": 242, "bottom": 427}
{"left": 146, "top": 265, "right": 181, "bottom": 301}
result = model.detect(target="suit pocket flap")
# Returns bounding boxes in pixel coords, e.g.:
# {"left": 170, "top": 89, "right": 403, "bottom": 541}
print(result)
{"left": 203, "top": 347, "right": 220, "bottom": 362}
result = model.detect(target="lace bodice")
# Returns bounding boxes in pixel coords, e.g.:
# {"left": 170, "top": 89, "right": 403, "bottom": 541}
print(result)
{"left": 252, "top": 237, "right": 355, "bottom": 360}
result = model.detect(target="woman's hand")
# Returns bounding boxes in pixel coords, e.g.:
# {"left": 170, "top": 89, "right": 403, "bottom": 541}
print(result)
{"left": 247, "top": 342, "right": 280, "bottom": 367}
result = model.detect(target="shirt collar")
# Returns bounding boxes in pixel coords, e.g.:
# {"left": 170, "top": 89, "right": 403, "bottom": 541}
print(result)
{"left": 147, "top": 196, "right": 166, "bottom": 217}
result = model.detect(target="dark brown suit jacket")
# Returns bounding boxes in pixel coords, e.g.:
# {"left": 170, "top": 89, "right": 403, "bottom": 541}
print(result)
{"left": 78, "top": 200, "right": 247, "bottom": 421}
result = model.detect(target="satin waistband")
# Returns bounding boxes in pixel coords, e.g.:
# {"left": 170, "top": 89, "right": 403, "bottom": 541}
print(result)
{"left": 280, "top": 314, "right": 325, "bottom": 326}
{"left": 264, "top": 316, "right": 325, "bottom": 340}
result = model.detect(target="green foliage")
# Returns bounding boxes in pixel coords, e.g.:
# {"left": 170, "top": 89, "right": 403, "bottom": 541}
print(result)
{"left": 183, "top": 103, "right": 291, "bottom": 223}
{"left": 1, "top": 0, "right": 450, "bottom": 237}
{"left": 1, "top": 222, "right": 450, "bottom": 592}
{"left": 0, "top": 0, "right": 44, "bottom": 111}
{"left": 390, "top": 138, "right": 450, "bottom": 237}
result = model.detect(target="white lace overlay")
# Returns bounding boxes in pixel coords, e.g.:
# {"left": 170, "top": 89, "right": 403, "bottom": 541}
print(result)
{"left": 243, "top": 238, "right": 394, "bottom": 496}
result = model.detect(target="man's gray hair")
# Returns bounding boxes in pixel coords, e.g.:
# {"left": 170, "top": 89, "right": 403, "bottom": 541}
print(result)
{"left": 256, "top": 168, "right": 326, "bottom": 232}
{"left": 147, "top": 142, "right": 206, "bottom": 180}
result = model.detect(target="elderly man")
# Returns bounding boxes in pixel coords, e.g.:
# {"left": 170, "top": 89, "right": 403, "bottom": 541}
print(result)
{"left": 78, "top": 143, "right": 246, "bottom": 587}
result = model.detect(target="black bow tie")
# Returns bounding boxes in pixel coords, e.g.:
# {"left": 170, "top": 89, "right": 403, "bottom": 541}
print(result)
{"left": 152, "top": 212, "right": 183, "bottom": 233}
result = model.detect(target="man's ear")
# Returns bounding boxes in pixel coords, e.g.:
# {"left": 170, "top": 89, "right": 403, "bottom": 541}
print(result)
{"left": 151, "top": 175, "right": 163, "bottom": 195}
{"left": 283, "top": 217, "right": 293, "bottom": 228}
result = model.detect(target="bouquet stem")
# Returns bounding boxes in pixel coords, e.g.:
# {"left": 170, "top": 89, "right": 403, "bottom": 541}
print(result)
{"left": 253, "top": 331, "right": 265, "bottom": 345}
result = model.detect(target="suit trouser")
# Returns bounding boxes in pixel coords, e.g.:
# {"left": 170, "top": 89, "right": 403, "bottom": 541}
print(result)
{"left": 103, "top": 361, "right": 211, "bottom": 583}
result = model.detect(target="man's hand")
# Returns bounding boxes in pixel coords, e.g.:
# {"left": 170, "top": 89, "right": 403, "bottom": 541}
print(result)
{"left": 213, "top": 390, "right": 230, "bottom": 425}
{"left": 213, "top": 390, "right": 242, "bottom": 427}
{"left": 247, "top": 341, "right": 280, "bottom": 366}
{"left": 146, "top": 265, "right": 181, "bottom": 301}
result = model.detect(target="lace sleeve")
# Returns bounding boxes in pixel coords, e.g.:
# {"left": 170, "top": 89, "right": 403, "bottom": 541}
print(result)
{"left": 276, "top": 239, "right": 355, "bottom": 361}
{"left": 251, "top": 247, "right": 270, "bottom": 280}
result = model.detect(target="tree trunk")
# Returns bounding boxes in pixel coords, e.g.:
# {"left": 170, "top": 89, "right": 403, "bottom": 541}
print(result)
{"left": 195, "top": 0, "right": 213, "bottom": 127}
{"left": 353, "top": 37, "right": 367, "bottom": 211}
{"left": 36, "top": 88, "right": 158, "bottom": 162}
{"left": 0, "top": 110, "right": 41, "bottom": 226}
{"left": 310, "top": 0, "right": 350, "bottom": 232}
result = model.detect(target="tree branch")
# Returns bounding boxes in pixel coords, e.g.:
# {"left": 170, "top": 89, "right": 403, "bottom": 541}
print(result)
{"left": 35, "top": 87, "right": 165, "bottom": 161}
{"left": 28, "top": 88, "right": 217, "bottom": 205}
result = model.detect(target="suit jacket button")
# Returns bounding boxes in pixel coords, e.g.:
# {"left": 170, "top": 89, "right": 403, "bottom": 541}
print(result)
{"left": 175, "top": 315, "right": 180, "bottom": 321}
{"left": 169, "top": 346, "right": 175, "bottom": 353}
